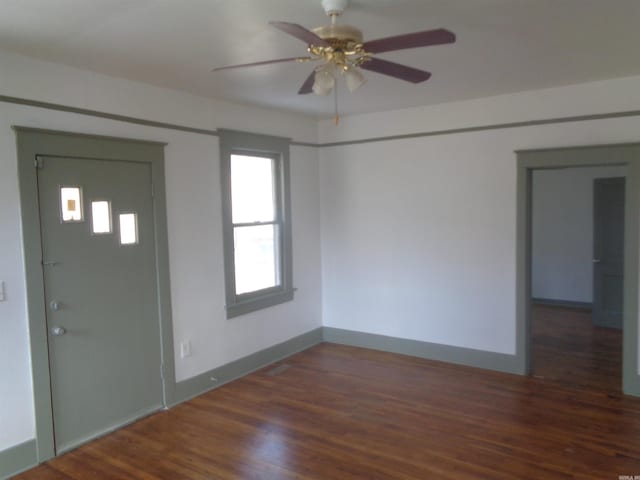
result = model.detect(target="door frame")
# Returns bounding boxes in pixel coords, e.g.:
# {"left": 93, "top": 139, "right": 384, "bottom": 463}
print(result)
{"left": 516, "top": 142, "right": 640, "bottom": 396}
{"left": 15, "top": 127, "right": 176, "bottom": 461}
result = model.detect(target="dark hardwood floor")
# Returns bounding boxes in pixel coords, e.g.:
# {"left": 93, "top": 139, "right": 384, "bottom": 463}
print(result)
{"left": 14, "top": 306, "right": 640, "bottom": 479}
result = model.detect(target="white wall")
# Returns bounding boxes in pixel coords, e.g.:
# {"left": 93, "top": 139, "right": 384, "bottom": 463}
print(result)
{"left": 0, "top": 51, "right": 322, "bottom": 452}
{"left": 319, "top": 75, "right": 640, "bottom": 358}
{"left": 532, "top": 166, "right": 627, "bottom": 303}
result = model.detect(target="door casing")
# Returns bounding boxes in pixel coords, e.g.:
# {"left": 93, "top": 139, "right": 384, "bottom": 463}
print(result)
{"left": 516, "top": 143, "right": 640, "bottom": 396}
{"left": 15, "top": 127, "right": 176, "bottom": 461}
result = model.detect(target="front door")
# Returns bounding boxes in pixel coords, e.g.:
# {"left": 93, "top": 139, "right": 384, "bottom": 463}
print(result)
{"left": 592, "top": 177, "right": 625, "bottom": 329}
{"left": 37, "top": 155, "right": 163, "bottom": 453}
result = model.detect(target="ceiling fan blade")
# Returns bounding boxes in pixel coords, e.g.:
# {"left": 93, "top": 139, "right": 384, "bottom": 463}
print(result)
{"left": 363, "top": 28, "right": 455, "bottom": 54}
{"left": 212, "top": 57, "right": 308, "bottom": 72}
{"left": 269, "top": 21, "right": 329, "bottom": 46}
{"left": 360, "top": 58, "right": 431, "bottom": 83}
{"left": 298, "top": 71, "right": 316, "bottom": 95}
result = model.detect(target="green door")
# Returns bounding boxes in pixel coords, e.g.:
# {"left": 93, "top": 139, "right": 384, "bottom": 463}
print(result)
{"left": 592, "top": 177, "right": 625, "bottom": 329}
{"left": 37, "top": 155, "right": 163, "bottom": 453}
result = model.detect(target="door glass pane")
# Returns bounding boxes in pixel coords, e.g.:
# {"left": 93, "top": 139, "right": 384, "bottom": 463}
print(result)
{"left": 119, "top": 213, "right": 138, "bottom": 245}
{"left": 231, "top": 154, "right": 275, "bottom": 223}
{"left": 234, "top": 224, "right": 279, "bottom": 294}
{"left": 91, "top": 201, "right": 112, "bottom": 234}
{"left": 60, "top": 187, "right": 83, "bottom": 222}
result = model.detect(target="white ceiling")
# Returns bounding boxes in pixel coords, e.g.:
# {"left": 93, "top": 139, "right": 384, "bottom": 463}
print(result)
{"left": 1, "top": 0, "right": 639, "bottom": 119}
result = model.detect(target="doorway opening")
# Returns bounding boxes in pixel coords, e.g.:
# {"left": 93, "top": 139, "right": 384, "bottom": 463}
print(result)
{"left": 516, "top": 144, "right": 640, "bottom": 397}
{"left": 530, "top": 167, "right": 625, "bottom": 392}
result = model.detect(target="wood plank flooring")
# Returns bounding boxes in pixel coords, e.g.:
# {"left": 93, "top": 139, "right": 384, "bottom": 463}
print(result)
{"left": 532, "top": 304, "right": 622, "bottom": 392}
{"left": 14, "top": 306, "right": 640, "bottom": 479}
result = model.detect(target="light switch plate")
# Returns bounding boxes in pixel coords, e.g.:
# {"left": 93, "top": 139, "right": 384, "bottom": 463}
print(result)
{"left": 0, "top": 281, "right": 5, "bottom": 302}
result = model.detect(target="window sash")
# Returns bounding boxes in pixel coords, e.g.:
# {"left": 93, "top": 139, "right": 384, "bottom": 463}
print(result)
{"left": 230, "top": 154, "right": 277, "bottom": 224}
{"left": 232, "top": 222, "right": 282, "bottom": 295}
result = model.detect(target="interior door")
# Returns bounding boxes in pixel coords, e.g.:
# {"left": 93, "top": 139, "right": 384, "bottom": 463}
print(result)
{"left": 37, "top": 155, "right": 163, "bottom": 453}
{"left": 592, "top": 177, "right": 625, "bottom": 329}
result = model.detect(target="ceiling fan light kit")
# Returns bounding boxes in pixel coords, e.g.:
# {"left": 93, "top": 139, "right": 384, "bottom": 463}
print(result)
{"left": 344, "top": 66, "right": 366, "bottom": 93}
{"left": 312, "top": 63, "right": 337, "bottom": 95}
{"left": 213, "top": 0, "right": 456, "bottom": 123}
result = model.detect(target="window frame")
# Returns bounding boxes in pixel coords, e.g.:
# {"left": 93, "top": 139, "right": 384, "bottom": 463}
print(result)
{"left": 219, "top": 129, "right": 294, "bottom": 318}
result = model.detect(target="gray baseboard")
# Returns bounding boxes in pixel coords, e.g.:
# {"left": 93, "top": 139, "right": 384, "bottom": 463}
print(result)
{"left": 0, "top": 439, "right": 37, "bottom": 480}
{"left": 175, "top": 325, "right": 524, "bottom": 403}
{"left": 532, "top": 297, "right": 593, "bottom": 310}
{"left": 624, "top": 370, "right": 640, "bottom": 397}
{"left": 172, "top": 327, "right": 324, "bottom": 405}
{"left": 323, "top": 327, "right": 522, "bottom": 375}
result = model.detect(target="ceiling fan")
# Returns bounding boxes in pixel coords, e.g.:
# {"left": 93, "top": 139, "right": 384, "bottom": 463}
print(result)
{"left": 213, "top": 0, "right": 456, "bottom": 120}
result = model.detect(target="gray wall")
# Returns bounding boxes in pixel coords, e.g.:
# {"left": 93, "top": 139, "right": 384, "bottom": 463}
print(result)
{"left": 531, "top": 165, "right": 627, "bottom": 304}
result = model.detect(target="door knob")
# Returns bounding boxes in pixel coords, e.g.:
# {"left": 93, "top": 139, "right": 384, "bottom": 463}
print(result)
{"left": 592, "top": 258, "right": 601, "bottom": 263}
{"left": 51, "top": 326, "right": 66, "bottom": 336}
{"left": 50, "top": 300, "right": 61, "bottom": 311}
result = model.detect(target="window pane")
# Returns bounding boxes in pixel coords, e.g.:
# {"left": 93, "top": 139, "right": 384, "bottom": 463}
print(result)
{"left": 119, "top": 213, "right": 138, "bottom": 245}
{"left": 60, "top": 187, "right": 83, "bottom": 222}
{"left": 91, "top": 201, "right": 112, "bottom": 234}
{"left": 234, "top": 224, "right": 279, "bottom": 294}
{"left": 231, "top": 154, "right": 275, "bottom": 223}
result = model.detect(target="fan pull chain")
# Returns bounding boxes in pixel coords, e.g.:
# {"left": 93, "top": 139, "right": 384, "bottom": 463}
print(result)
{"left": 334, "top": 84, "right": 340, "bottom": 125}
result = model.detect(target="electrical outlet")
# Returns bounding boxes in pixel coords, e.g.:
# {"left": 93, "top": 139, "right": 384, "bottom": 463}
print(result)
{"left": 180, "top": 340, "right": 192, "bottom": 359}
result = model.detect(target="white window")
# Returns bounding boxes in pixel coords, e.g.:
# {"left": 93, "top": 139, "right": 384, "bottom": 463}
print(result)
{"left": 60, "top": 186, "right": 83, "bottom": 222}
{"left": 91, "top": 200, "right": 112, "bottom": 234}
{"left": 118, "top": 213, "right": 139, "bottom": 245}
{"left": 219, "top": 130, "right": 293, "bottom": 318}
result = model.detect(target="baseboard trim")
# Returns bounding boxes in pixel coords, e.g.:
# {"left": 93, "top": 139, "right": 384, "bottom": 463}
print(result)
{"left": 172, "top": 327, "right": 324, "bottom": 405}
{"left": 169, "top": 325, "right": 525, "bottom": 404}
{"left": 323, "top": 327, "right": 521, "bottom": 375}
{"left": 624, "top": 376, "right": 640, "bottom": 397}
{"left": 532, "top": 298, "right": 593, "bottom": 310}
{"left": 0, "top": 439, "right": 37, "bottom": 480}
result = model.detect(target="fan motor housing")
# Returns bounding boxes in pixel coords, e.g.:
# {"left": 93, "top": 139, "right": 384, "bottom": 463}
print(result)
{"left": 313, "top": 24, "right": 363, "bottom": 46}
